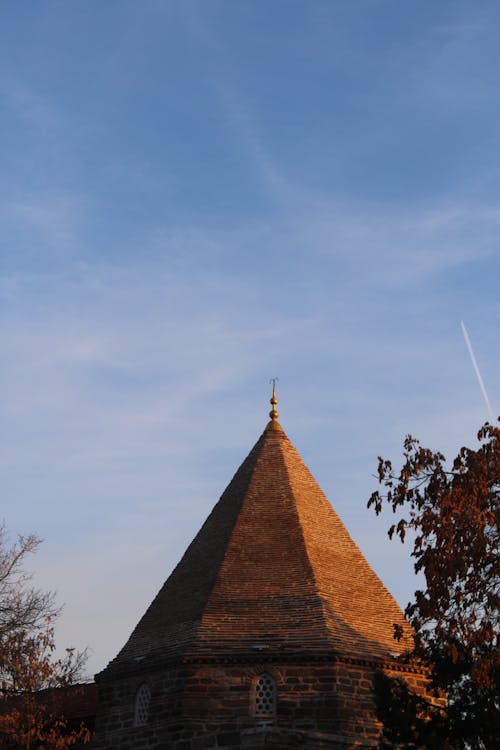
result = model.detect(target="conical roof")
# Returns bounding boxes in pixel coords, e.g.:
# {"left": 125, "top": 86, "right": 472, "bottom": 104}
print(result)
{"left": 105, "top": 415, "right": 410, "bottom": 675}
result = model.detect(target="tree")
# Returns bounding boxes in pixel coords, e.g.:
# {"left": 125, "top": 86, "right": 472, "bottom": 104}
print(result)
{"left": 0, "top": 524, "right": 90, "bottom": 748}
{"left": 368, "top": 421, "right": 500, "bottom": 750}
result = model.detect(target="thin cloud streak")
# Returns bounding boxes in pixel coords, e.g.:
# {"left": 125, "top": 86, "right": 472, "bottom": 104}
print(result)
{"left": 461, "top": 321, "right": 494, "bottom": 421}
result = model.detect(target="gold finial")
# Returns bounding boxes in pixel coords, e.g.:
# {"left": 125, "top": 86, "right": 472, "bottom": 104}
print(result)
{"left": 269, "top": 377, "right": 279, "bottom": 421}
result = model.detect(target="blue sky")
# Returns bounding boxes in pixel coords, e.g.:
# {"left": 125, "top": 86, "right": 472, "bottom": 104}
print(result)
{"left": 1, "top": 1, "right": 499, "bottom": 677}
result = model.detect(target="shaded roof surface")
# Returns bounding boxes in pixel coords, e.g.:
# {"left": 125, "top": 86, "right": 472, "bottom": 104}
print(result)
{"left": 105, "top": 419, "right": 409, "bottom": 674}
{"left": 0, "top": 683, "right": 98, "bottom": 725}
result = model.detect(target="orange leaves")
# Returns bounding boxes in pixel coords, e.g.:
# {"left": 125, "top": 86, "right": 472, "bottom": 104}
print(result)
{"left": 0, "top": 624, "right": 91, "bottom": 748}
{"left": 369, "top": 420, "right": 500, "bottom": 748}
{"left": 0, "top": 696, "right": 90, "bottom": 749}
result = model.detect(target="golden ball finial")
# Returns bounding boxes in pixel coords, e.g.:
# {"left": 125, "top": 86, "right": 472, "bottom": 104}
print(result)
{"left": 269, "top": 378, "right": 279, "bottom": 421}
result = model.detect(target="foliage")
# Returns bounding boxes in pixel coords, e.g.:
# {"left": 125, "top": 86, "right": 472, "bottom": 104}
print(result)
{"left": 0, "top": 525, "right": 90, "bottom": 749}
{"left": 368, "top": 422, "right": 500, "bottom": 750}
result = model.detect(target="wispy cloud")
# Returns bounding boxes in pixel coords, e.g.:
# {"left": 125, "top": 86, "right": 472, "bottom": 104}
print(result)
{"left": 1, "top": 192, "right": 85, "bottom": 271}
{"left": 300, "top": 200, "right": 500, "bottom": 284}
{"left": 0, "top": 76, "right": 62, "bottom": 130}
{"left": 419, "top": 14, "right": 500, "bottom": 110}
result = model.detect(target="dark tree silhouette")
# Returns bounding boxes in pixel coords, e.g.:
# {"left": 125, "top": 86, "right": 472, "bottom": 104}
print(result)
{"left": 369, "top": 422, "right": 500, "bottom": 750}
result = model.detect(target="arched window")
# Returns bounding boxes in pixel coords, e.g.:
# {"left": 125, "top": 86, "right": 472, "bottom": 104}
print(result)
{"left": 134, "top": 683, "right": 151, "bottom": 726}
{"left": 251, "top": 673, "right": 276, "bottom": 719}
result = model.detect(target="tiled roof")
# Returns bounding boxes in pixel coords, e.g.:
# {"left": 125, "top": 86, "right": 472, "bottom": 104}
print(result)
{"left": 103, "top": 419, "right": 409, "bottom": 676}
{"left": 0, "top": 683, "right": 98, "bottom": 724}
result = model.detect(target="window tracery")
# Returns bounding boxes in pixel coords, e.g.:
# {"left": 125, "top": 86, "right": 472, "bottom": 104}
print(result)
{"left": 251, "top": 673, "right": 276, "bottom": 719}
{"left": 134, "top": 683, "right": 151, "bottom": 726}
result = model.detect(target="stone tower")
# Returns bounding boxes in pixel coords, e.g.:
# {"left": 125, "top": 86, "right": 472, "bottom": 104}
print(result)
{"left": 93, "top": 392, "right": 423, "bottom": 749}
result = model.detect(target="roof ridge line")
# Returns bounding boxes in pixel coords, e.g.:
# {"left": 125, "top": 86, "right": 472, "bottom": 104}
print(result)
{"left": 278, "top": 431, "right": 339, "bottom": 644}
{"left": 193, "top": 426, "right": 273, "bottom": 633}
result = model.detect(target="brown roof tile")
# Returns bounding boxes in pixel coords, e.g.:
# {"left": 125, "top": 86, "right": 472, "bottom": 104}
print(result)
{"left": 103, "top": 419, "right": 409, "bottom": 676}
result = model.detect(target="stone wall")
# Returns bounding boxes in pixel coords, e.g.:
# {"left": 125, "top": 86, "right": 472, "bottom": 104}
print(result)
{"left": 92, "top": 656, "right": 429, "bottom": 749}
{"left": 92, "top": 665, "right": 185, "bottom": 749}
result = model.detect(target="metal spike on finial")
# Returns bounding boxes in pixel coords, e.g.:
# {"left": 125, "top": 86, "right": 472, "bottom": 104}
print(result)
{"left": 269, "top": 377, "right": 279, "bottom": 421}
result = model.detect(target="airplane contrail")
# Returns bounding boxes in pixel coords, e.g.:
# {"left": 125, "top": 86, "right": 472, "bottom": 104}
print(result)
{"left": 460, "top": 321, "right": 494, "bottom": 422}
